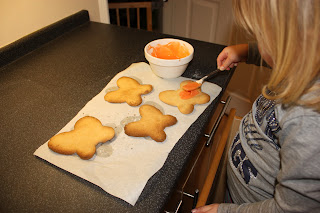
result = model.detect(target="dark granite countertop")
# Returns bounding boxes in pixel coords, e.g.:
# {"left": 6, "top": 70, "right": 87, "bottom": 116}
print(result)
{"left": 0, "top": 11, "right": 234, "bottom": 213}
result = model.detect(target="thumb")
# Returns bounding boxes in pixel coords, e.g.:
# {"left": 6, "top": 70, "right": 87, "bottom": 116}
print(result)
{"left": 192, "top": 204, "right": 219, "bottom": 213}
{"left": 192, "top": 205, "right": 212, "bottom": 213}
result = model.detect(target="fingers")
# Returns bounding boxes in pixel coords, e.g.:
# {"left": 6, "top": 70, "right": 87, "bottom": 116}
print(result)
{"left": 219, "top": 61, "right": 238, "bottom": 71}
{"left": 192, "top": 204, "right": 219, "bottom": 213}
{"left": 216, "top": 44, "right": 248, "bottom": 70}
{"left": 191, "top": 205, "right": 211, "bottom": 212}
{"left": 225, "top": 62, "right": 238, "bottom": 70}
{"left": 217, "top": 48, "right": 228, "bottom": 68}
{"left": 220, "top": 57, "right": 238, "bottom": 70}
{"left": 216, "top": 47, "right": 238, "bottom": 71}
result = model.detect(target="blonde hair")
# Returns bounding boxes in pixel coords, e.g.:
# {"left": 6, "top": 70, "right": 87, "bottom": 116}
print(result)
{"left": 233, "top": 0, "right": 320, "bottom": 111}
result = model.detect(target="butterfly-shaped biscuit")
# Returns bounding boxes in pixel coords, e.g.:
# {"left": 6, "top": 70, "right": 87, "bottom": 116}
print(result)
{"left": 48, "top": 116, "right": 115, "bottom": 160}
{"left": 159, "top": 80, "right": 210, "bottom": 114}
{"left": 124, "top": 104, "right": 177, "bottom": 142}
{"left": 104, "top": 76, "right": 153, "bottom": 106}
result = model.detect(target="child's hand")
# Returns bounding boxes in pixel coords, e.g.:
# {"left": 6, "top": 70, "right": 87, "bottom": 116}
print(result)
{"left": 217, "top": 44, "right": 249, "bottom": 70}
{"left": 192, "top": 204, "right": 219, "bottom": 213}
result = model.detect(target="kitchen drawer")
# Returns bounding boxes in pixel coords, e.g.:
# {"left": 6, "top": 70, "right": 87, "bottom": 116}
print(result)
{"left": 164, "top": 96, "right": 232, "bottom": 213}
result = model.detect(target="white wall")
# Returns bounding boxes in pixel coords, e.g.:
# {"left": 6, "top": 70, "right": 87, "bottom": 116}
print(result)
{"left": 0, "top": 0, "right": 110, "bottom": 47}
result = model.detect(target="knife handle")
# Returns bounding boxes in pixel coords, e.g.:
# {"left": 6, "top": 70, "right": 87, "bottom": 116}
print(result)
{"left": 202, "top": 69, "right": 222, "bottom": 81}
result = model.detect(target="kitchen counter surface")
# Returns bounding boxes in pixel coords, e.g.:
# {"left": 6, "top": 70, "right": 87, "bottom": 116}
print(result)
{"left": 0, "top": 11, "right": 234, "bottom": 212}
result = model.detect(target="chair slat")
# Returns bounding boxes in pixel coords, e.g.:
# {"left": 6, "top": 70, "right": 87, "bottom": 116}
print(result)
{"left": 116, "top": 8, "right": 120, "bottom": 26}
{"left": 109, "top": 2, "right": 152, "bottom": 31}
{"left": 137, "top": 8, "right": 140, "bottom": 29}
{"left": 146, "top": 6, "right": 152, "bottom": 31}
{"left": 126, "top": 8, "right": 130, "bottom": 28}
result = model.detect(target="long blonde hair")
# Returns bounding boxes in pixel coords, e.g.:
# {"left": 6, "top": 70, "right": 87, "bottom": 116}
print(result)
{"left": 233, "top": 0, "right": 320, "bottom": 111}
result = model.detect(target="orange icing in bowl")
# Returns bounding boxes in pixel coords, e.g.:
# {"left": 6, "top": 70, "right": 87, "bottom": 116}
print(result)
{"left": 148, "top": 41, "right": 190, "bottom": 59}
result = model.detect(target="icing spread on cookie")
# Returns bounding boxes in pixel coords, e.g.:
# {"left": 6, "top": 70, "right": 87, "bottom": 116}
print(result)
{"left": 159, "top": 80, "right": 210, "bottom": 114}
{"left": 179, "top": 89, "right": 200, "bottom": 99}
{"left": 182, "top": 81, "right": 201, "bottom": 91}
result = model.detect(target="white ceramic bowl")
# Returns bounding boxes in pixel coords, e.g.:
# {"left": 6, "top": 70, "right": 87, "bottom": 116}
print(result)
{"left": 144, "top": 38, "right": 194, "bottom": 78}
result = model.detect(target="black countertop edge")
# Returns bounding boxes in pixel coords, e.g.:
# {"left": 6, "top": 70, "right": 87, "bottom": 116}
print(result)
{"left": 0, "top": 10, "right": 89, "bottom": 68}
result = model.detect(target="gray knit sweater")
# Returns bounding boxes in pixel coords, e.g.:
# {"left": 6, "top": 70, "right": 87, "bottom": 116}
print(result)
{"left": 218, "top": 43, "right": 320, "bottom": 213}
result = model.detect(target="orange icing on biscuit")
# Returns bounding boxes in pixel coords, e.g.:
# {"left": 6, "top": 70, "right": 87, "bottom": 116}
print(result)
{"left": 159, "top": 80, "right": 210, "bottom": 114}
{"left": 179, "top": 89, "right": 200, "bottom": 99}
{"left": 182, "top": 82, "right": 201, "bottom": 91}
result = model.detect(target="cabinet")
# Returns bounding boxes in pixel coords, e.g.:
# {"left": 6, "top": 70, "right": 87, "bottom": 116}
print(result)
{"left": 164, "top": 95, "right": 236, "bottom": 212}
{"left": 162, "top": 0, "right": 233, "bottom": 45}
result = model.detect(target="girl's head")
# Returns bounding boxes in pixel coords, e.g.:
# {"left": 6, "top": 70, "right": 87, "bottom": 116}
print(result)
{"left": 233, "top": 0, "right": 320, "bottom": 111}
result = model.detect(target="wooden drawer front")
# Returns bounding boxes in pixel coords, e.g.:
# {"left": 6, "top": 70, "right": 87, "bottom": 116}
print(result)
{"left": 164, "top": 96, "right": 232, "bottom": 213}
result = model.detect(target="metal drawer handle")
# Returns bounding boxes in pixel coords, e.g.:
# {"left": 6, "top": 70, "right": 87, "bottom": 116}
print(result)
{"left": 182, "top": 189, "right": 199, "bottom": 209}
{"left": 165, "top": 189, "right": 199, "bottom": 212}
{"left": 204, "top": 96, "right": 231, "bottom": 147}
{"left": 164, "top": 200, "right": 182, "bottom": 213}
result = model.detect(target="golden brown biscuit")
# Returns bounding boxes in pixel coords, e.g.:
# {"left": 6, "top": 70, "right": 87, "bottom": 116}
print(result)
{"left": 48, "top": 116, "right": 115, "bottom": 160}
{"left": 104, "top": 76, "right": 153, "bottom": 106}
{"left": 159, "top": 80, "right": 210, "bottom": 114}
{"left": 124, "top": 104, "right": 177, "bottom": 142}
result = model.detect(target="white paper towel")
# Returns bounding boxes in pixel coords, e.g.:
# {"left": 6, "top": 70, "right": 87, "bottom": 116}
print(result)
{"left": 34, "top": 62, "right": 222, "bottom": 205}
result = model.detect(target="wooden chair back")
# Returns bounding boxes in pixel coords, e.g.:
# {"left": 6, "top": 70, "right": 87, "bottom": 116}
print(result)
{"left": 108, "top": 2, "right": 152, "bottom": 31}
